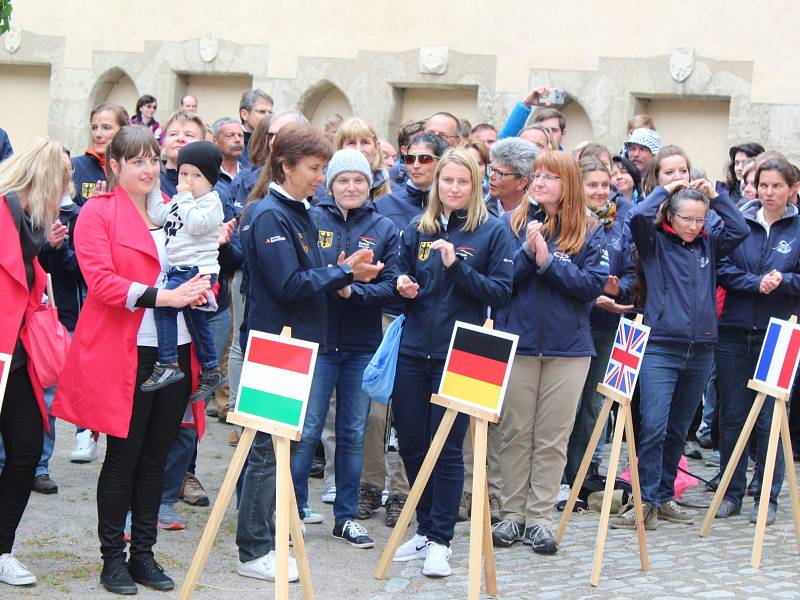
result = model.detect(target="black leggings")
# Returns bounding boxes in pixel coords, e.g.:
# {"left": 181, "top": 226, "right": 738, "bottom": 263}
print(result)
{"left": 97, "top": 344, "right": 191, "bottom": 561}
{"left": 0, "top": 367, "right": 43, "bottom": 555}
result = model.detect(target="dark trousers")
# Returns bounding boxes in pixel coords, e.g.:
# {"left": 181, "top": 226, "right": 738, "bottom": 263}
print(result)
{"left": 0, "top": 367, "right": 43, "bottom": 554}
{"left": 97, "top": 345, "right": 191, "bottom": 561}
{"left": 392, "top": 354, "right": 469, "bottom": 546}
{"left": 154, "top": 266, "right": 219, "bottom": 370}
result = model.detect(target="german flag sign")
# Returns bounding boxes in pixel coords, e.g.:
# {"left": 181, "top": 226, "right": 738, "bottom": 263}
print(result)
{"left": 0, "top": 352, "right": 10, "bottom": 413}
{"left": 439, "top": 322, "right": 518, "bottom": 415}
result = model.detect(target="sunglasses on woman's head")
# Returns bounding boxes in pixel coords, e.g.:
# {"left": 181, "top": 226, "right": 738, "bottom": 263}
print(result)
{"left": 402, "top": 153, "right": 438, "bottom": 165}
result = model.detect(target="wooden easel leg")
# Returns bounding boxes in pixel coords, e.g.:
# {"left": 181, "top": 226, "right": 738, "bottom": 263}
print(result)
{"left": 777, "top": 399, "right": 800, "bottom": 553}
{"left": 469, "top": 417, "right": 496, "bottom": 596}
{"left": 751, "top": 397, "right": 783, "bottom": 569}
{"left": 556, "top": 397, "right": 613, "bottom": 543}
{"left": 178, "top": 427, "right": 257, "bottom": 600}
{"left": 274, "top": 435, "right": 291, "bottom": 599}
{"left": 468, "top": 418, "right": 489, "bottom": 600}
{"left": 622, "top": 403, "right": 649, "bottom": 572}
{"left": 289, "top": 475, "right": 315, "bottom": 600}
{"left": 700, "top": 392, "right": 767, "bottom": 537}
{"left": 374, "top": 408, "right": 458, "bottom": 579}
{"left": 591, "top": 403, "right": 627, "bottom": 587}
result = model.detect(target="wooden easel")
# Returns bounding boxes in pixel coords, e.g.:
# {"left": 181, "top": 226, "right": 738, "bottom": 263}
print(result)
{"left": 556, "top": 317, "right": 649, "bottom": 587}
{"left": 700, "top": 378, "right": 800, "bottom": 568}
{"left": 178, "top": 327, "right": 315, "bottom": 600}
{"left": 374, "top": 321, "right": 498, "bottom": 600}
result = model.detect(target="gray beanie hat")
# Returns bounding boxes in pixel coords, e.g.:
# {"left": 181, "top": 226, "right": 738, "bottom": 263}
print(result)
{"left": 624, "top": 128, "right": 662, "bottom": 155}
{"left": 326, "top": 148, "right": 373, "bottom": 191}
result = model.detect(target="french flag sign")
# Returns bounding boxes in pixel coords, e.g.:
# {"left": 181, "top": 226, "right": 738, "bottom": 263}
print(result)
{"left": 603, "top": 317, "right": 651, "bottom": 399}
{"left": 0, "top": 352, "right": 10, "bottom": 412}
{"left": 753, "top": 317, "right": 800, "bottom": 393}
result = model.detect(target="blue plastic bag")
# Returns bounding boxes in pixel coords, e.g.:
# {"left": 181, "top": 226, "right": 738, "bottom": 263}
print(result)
{"left": 362, "top": 314, "right": 405, "bottom": 405}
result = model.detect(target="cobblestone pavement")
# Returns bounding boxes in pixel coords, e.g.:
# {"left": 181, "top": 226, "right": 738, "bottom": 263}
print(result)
{"left": 4, "top": 418, "right": 800, "bottom": 599}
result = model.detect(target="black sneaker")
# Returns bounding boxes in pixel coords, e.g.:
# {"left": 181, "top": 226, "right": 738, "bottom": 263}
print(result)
{"left": 128, "top": 556, "right": 174, "bottom": 591}
{"left": 384, "top": 494, "right": 405, "bottom": 528}
{"left": 309, "top": 455, "right": 325, "bottom": 479}
{"left": 526, "top": 524, "right": 558, "bottom": 555}
{"left": 100, "top": 558, "right": 137, "bottom": 595}
{"left": 747, "top": 476, "right": 760, "bottom": 497}
{"left": 491, "top": 519, "right": 523, "bottom": 547}
{"left": 190, "top": 369, "right": 226, "bottom": 403}
{"left": 140, "top": 362, "right": 184, "bottom": 392}
{"left": 332, "top": 520, "right": 374, "bottom": 548}
{"left": 32, "top": 474, "right": 58, "bottom": 494}
{"left": 356, "top": 486, "right": 382, "bottom": 520}
{"left": 705, "top": 472, "right": 721, "bottom": 492}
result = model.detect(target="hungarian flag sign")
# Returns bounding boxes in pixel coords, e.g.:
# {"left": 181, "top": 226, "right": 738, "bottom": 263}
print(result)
{"left": 235, "top": 331, "right": 318, "bottom": 432}
{"left": 603, "top": 317, "right": 650, "bottom": 399}
{"left": 0, "top": 352, "right": 10, "bottom": 412}
{"left": 753, "top": 317, "right": 800, "bottom": 393}
{"left": 439, "top": 322, "right": 518, "bottom": 415}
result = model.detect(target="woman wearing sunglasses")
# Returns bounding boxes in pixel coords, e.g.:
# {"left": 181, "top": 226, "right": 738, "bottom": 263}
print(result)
{"left": 391, "top": 148, "right": 513, "bottom": 578}
{"left": 610, "top": 173, "right": 748, "bottom": 531}
{"left": 373, "top": 133, "right": 448, "bottom": 232}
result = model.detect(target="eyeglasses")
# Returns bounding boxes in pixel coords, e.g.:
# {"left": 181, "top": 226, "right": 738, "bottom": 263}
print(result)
{"left": 532, "top": 172, "right": 561, "bottom": 182}
{"left": 402, "top": 153, "right": 438, "bottom": 165}
{"left": 145, "top": 103, "right": 157, "bottom": 110}
{"left": 426, "top": 130, "right": 457, "bottom": 141}
{"left": 488, "top": 165, "right": 519, "bottom": 180}
{"left": 672, "top": 212, "right": 706, "bottom": 225}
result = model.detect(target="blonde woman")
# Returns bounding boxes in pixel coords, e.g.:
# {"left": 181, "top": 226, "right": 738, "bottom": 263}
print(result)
{"left": 492, "top": 151, "right": 607, "bottom": 554}
{"left": 313, "top": 117, "right": 393, "bottom": 203}
{"left": 391, "top": 148, "right": 513, "bottom": 577}
{"left": 0, "top": 139, "right": 70, "bottom": 586}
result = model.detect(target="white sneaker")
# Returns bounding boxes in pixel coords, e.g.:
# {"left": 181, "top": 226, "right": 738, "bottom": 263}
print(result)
{"left": 70, "top": 430, "right": 98, "bottom": 463}
{"left": 393, "top": 534, "right": 428, "bottom": 562}
{"left": 321, "top": 484, "right": 336, "bottom": 504}
{"left": 0, "top": 553, "right": 36, "bottom": 586}
{"left": 422, "top": 542, "right": 452, "bottom": 577}
{"left": 302, "top": 506, "right": 324, "bottom": 524}
{"left": 555, "top": 483, "right": 571, "bottom": 511}
{"left": 238, "top": 551, "right": 298, "bottom": 582}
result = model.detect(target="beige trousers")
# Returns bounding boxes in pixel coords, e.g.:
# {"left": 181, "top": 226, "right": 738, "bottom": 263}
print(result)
{"left": 499, "top": 355, "right": 590, "bottom": 526}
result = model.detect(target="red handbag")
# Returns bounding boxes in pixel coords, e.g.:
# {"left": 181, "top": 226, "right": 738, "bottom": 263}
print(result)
{"left": 26, "top": 274, "right": 71, "bottom": 388}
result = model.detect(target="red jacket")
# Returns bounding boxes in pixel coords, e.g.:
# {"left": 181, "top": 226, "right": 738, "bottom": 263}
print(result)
{"left": 52, "top": 187, "right": 202, "bottom": 438}
{"left": 0, "top": 195, "right": 49, "bottom": 431}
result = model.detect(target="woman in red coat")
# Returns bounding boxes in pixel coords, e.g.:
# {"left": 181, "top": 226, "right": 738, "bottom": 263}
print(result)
{"left": 0, "top": 139, "right": 70, "bottom": 587}
{"left": 52, "top": 126, "right": 209, "bottom": 595}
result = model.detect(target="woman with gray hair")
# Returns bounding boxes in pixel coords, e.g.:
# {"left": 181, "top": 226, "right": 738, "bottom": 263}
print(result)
{"left": 485, "top": 137, "right": 538, "bottom": 217}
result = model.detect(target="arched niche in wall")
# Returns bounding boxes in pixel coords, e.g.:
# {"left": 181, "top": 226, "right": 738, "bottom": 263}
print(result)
{"left": 299, "top": 81, "right": 354, "bottom": 130}
{"left": 90, "top": 68, "right": 139, "bottom": 118}
{"left": 559, "top": 96, "right": 594, "bottom": 151}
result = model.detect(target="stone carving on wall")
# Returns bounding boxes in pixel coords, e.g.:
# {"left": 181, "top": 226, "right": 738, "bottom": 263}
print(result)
{"left": 669, "top": 47, "right": 694, "bottom": 83}
{"left": 3, "top": 27, "right": 21, "bottom": 54}
{"left": 199, "top": 34, "right": 219, "bottom": 63}
{"left": 419, "top": 47, "right": 449, "bottom": 75}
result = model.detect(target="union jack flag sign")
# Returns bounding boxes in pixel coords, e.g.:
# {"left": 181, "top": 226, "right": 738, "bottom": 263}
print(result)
{"left": 603, "top": 317, "right": 650, "bottom": 399}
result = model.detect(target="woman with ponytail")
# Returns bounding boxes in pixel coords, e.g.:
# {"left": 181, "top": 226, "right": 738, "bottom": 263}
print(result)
{"left": 610, "top": 172, "right": 748, "bottom": 531}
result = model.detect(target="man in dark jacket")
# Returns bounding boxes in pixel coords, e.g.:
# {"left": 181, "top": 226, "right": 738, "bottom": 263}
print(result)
{"left": 0, "top": 127, "right": 12, "bottom": 162}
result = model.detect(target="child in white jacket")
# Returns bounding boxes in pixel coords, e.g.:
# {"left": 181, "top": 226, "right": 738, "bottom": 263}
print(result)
{"left": 142, "top": 141, "right": 226, "bottom": 401}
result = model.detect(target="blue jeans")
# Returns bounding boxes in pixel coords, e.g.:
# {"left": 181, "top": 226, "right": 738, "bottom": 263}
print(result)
{"left": 701, "top": 362, "right": 718, "bottom": 433}
{"left": 392, "top": 354, "right": 469, "bottom": 546}
{"left": 236, "top": 431, "right": 276, "bottom": 562}
{"left": 638, "top": 341, "right": 714, "bottom": 506}
{"left": 161, "top": 307, "right": 232, "bottom": 504}
{"left": 0, "top": 384, "right": 56, "bottom": 477}
{"left": 717, "top": 329, "right": 783, "bottom": 507}
{"left": 291, "top": 351, "right": 372, "bottom": 525}
{"left": 564, "top": 327, "right": 615, "bottom": 484}
{"left": 154, "top": 266, "right": 219, "bottom": 370}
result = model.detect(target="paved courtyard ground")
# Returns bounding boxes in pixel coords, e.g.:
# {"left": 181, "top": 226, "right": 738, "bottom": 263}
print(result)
{"left": 4, "top": 418, "right": 800, "bottom": 599}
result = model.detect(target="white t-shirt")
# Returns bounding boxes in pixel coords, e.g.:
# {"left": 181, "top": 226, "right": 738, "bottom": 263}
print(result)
{"left": 137, "top": 227, "right": 191, "bottom": 347}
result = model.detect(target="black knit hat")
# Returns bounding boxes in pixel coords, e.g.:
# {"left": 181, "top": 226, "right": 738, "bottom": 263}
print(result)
{"left": 177, "top": 141, "right": 222, "bottom": 187}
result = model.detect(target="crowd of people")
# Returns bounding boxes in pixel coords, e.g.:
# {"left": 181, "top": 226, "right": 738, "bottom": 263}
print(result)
{"left": 1, "top": 82, "right": 799, "bottom": 594}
